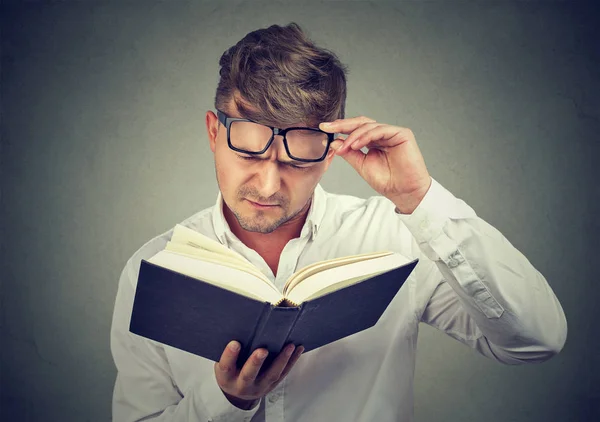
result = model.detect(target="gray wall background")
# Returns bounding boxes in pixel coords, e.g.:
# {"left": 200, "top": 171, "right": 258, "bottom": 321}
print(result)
{"left": 2, "top": 0, "right": 598, "bottom": 421}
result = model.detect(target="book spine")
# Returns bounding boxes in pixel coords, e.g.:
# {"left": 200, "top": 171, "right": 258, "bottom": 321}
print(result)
{"left": 283, "top": 303, "right": 304, "bottom": 345}
{"left": 242, "top": 306, "right": 301, "bottom": 369}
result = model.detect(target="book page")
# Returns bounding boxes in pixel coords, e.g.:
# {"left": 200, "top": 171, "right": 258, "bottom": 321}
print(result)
{"left": 164, "top": 241, "right": 272, "bottom": 286}
{"left": 148, "top": 250, "right": 285, "bottom": 305}
{"left": 168, "top": 224, "right": 278, "bottom": 291}
{"left": 171, "top": 224, "right": 250, "bottom": 263}
{"left": 286, "top": 253, "right": 412, "bottom": 305}
{"left": 282, "top": 251, "right": 393, "bottom": 296}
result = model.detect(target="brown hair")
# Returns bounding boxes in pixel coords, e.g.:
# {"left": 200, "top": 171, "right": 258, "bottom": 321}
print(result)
{"left": 214, "top": 22, "right": 349, "bottom": 128}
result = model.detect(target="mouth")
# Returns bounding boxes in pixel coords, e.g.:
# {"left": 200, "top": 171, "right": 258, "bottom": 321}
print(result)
{"left": 246, "top": 199, "right": 279, "bottom": 209}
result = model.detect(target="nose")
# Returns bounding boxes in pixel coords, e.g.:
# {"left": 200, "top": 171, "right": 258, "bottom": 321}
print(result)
{"left": 251, "top": 134, "right": 288, "bottom": 199}
{"left": 254, "top": 160, "right": 281, "bottom": 199}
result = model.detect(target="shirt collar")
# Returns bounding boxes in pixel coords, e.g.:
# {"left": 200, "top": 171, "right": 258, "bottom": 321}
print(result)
{"left": 212, "top": 183, "right": 327, "bottom": 246}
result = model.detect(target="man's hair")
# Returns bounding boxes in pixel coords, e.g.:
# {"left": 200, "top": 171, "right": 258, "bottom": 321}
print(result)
{"left": 214, "top": 23, "right": 348, "bottom": 127}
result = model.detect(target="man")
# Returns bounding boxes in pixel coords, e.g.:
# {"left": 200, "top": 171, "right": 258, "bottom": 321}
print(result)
{"left": 111, "top": 23, "right": 567, "bottom": 421}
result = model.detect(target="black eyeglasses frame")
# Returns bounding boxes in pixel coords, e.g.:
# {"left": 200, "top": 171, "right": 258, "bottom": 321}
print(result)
{"left": 216, "top": 109, "right": 335, "bottom": 163}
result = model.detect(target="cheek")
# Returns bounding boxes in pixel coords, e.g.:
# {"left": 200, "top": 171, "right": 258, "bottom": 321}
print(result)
{"left": 288, "top": 170, "right": 321, "bottom": 201}
{"left": 215, "top": 155, "right": 243, "bottom": 195}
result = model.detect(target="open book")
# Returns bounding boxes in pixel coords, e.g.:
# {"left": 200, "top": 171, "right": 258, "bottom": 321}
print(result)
{"left": 130, "top": 224, "right": 419, "bottom": 368}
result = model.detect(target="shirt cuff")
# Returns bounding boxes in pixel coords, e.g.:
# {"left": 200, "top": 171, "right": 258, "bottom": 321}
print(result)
{"left": 394, "top": 177, "right": 477, "bottom": 261}
{"left": 195, "top": 367, "right": 261, "bottom": 422}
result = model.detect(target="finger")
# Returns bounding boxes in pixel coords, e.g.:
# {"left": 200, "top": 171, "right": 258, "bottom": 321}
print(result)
{"left": 348, "top": 125, "right": 406, "bottom": 152}
{"left": 335, "top": 144, "right": 367, "bottom": 174}
{"left": 330, "top": 139, "right": 345, "bottom": 152}
{"left": 336, "top": 123, "right": 383, "bottom": 154}
{"left": 319, "top": 116, "right": 377, "bottom": 135}
{"left": 215, "top": 341, "right": 243, "bottom": 383}
{"left": 257, "top": 343, "right": 297, "bottom": 389}
{"left": 237, "top": 348, "right": 269, "bottom": 388}
{"left": 278, "top": 345, "right": 305, "bottom": 380}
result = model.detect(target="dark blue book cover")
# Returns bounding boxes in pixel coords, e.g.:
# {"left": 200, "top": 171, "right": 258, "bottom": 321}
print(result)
{"left": 129, "top": 257, "right": 418, "bottom": 368}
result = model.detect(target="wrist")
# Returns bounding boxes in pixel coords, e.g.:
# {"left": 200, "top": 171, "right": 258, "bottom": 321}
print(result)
{"left": 392, "top": 192, "right": 426, "bottom": 215}
{"left": 391, "top": 178, "right": 432, "bottom": 214}
{"left": 223, "top": 391, "right": 260, "bottom": 410}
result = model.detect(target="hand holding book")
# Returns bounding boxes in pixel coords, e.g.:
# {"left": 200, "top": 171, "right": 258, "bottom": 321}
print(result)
{"left": 215, "top": 340, "right": 304, "bottom": 410}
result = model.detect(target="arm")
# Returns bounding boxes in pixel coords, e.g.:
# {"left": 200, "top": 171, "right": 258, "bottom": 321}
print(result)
{"left": 318, "top": 115, "right": 566, "bottom": 363}
{"left": 397, "top": 177, "right": 567, "bottom": 364}
{"left": 110, "top": 258, "right": 262, "bottom": 421}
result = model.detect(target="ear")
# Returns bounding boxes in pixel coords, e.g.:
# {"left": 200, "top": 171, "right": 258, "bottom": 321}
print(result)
{"left": 206, "top": 110, "right": 219, "bottom": 153}
{"left": 322, "top": 135, "right": 340, "bottom": 171}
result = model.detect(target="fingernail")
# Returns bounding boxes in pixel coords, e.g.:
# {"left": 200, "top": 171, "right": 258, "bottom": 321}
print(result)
{"left": 351, "top": 139, "right": 361, "bottom": 149}
{"left": 229, "top": 341, "right": 240, "bottom": 352}
{"left": 257, "top": 350, "right": 268, "bottom": 359}
{"left": 286, "top": 345, "right": 295, "bottom": 356}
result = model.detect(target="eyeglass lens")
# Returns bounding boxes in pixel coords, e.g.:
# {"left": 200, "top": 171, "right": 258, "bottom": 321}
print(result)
{"left": 230, "top": 121, "right": 328, "bottom": 160}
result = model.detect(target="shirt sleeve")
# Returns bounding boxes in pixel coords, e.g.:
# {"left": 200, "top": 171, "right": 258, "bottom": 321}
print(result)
{"left": 110, "top": 258, "right": 261, "bottom": 422}
{"left": 396, "top": 177, "right": 568, "bottom": 364}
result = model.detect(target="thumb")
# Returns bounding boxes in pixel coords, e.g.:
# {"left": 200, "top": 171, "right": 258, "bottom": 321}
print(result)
{"left": 331, "top": 139, "right": 365, "bottom": 174}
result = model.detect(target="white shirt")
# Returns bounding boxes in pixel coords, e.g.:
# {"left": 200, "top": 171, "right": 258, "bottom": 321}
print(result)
{"left": 111, "top": 177, "right": 567, "bottom": 422}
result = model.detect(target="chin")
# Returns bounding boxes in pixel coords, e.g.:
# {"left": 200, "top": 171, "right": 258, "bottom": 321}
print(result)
{"left": 233, "top": 208, "right": 285, "bottom": 234}
{"left": 238, "top": 219, "right": 282, "bottom": 234}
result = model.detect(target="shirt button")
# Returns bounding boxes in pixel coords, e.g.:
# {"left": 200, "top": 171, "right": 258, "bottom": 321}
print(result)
{"left": 447, "top": 251, "right": 464, "bottom": 268}
{"left": 268, "top": 393, "right": 281, "bottom": 403}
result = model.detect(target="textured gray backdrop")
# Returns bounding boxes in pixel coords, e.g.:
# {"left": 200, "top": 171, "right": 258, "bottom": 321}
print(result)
{"left": 2, "top": 1, "right": 598, "bottom": 421}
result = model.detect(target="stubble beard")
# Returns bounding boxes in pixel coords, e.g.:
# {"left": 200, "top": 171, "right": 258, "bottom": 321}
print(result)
{"left": 233, "top": 206, "right": 287, "bottom": 234}
{"left": 232, "top": 201, "right": 308, "bottom": 234}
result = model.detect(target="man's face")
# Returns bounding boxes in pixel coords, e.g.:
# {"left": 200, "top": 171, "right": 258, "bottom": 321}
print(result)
{"left": 206, "top": 103, "right": 336, "bottom": 234}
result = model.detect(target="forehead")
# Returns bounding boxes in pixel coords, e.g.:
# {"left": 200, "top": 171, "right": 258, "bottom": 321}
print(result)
{"left": 226, "top": 100, "right": 316, "bottom": 129}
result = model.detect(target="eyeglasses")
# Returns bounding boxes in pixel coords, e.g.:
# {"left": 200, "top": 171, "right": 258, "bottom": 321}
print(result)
{"left": 217, "top": 109, "right": 335, "bottom": 162}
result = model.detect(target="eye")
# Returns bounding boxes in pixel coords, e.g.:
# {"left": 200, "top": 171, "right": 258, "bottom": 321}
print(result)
{"left": 288, "top": 163, "right": 307, "bottom": 169}
{"left": 238, "top": 154, "right": 310, "bottom": 170}
{"left": 239, "top": 155, "right": 258, "bottom": 162}
{"left": 284, "top": 161, "right": 312, "bottom": 170}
